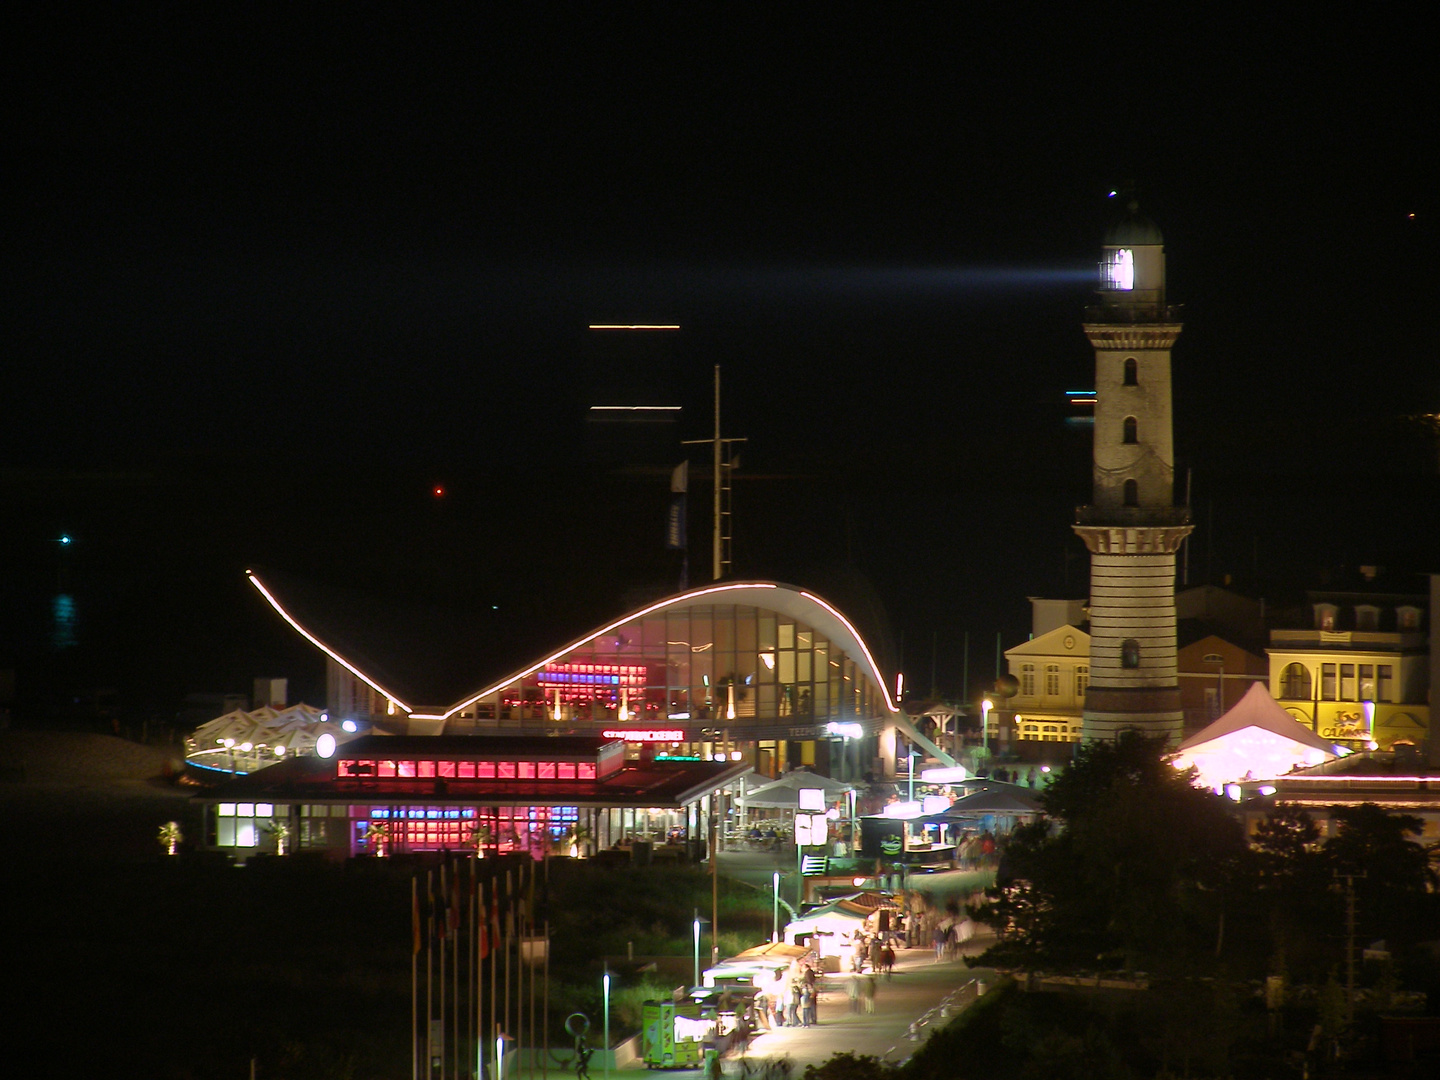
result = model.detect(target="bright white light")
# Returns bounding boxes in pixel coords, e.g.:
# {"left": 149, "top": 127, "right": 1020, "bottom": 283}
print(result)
{"left": 922, "top": 795, "right": 950, "bottom": 815}
{"left": 274, "top": 745, "right": 285, "bottom": 757}
{"left": 760, "top": 652, "right": 776, "bottom": 670}
{"left": 316, "top": 733, "right": 336, "bottom": 759}
{"left": 342, "top": 719, "right": 358, "bottom": 733}
{"left": 920, "top": 766, "right": 969, "bottom": 783}
{"left": 730, "top": 751, "right": 742, "bottom": 761}
{"left": 1107, "top": 248, "right": 1135, "bottom": 290}
{"left": 1225, "top": 784, "right": 1242, "bottom": 801}
{"left": 713, "top": 754, "right": 726, "bottom": 762}
{"left": 884, "top": 801, "right": 923, "bottom": 819}
{"left": 1258, "top": 785, "right": 1276, "bottom": 796}
{"left": 827, "top": 722, "right": 863, "bottom": 740}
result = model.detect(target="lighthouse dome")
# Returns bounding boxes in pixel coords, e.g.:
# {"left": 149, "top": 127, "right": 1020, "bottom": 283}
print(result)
{"left": 1104, "top": 200, "right": 1164, "bottom": 246}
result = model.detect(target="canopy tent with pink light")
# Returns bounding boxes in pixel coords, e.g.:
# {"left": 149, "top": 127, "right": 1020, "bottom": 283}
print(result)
{"left": 1171, "top": 682, "right": 1340, "bottom": 792}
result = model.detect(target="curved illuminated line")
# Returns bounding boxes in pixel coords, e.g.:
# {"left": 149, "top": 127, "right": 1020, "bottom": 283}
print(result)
{"left": 429, "top": 582, "right": 780, "bottom": 722}
{"left": 800, "top": 591, "right": 898, "bottom": 714}
{"left": 246, "top": 571, "right": 412, "bottom": 714}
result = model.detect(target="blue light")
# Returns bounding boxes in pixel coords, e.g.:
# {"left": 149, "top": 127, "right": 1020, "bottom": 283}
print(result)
{"left": 58, "top": 534, "right": 72, "bottom": 545}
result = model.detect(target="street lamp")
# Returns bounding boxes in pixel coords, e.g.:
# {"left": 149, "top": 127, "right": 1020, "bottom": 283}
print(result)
{"left": 772, "top": 871, "right": 780, "bottom": 942}
{"left": 981, "top": 698, "right": 993, "bottom": 756}
{"left": 603, "top": 967, "right": 611, "bottom": 1080}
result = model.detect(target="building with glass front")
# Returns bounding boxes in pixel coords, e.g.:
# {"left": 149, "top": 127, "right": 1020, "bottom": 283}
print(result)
{"left": 248, "top": 573, "right": 936, "bottom": 785}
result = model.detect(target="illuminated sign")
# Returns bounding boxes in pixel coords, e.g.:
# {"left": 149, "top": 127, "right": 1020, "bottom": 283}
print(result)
{"left": 798, "top": 787, "right": 825, "bottom": 812}
{"left": 600, "top": 729, "right": 684, "bottom": 742}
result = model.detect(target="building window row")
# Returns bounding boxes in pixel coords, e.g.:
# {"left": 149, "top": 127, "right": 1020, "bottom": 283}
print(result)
{"left": 337, "top": 759, "right": 599, "bottom": 781}
{"left": 1278, "top": 661, "right": 1394, "bottom": 702}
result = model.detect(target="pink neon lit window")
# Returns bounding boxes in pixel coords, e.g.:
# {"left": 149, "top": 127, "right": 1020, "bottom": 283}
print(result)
{"left": 477, "top": 762, "right": 496, "bottom": 779}
{"left": 498, "top": 762, "right": 516, "bottom": 780}
{"left": 437, "top": 761, "right": 456, "bottom": 778}
{"left": 538, "top": 762, "right": 556, "bottom": 780}
{"left": 518, "top": 761, "right": 536, "bottom": 779}
{"left": 578, "top": 763, "right": 596, "bottom": 780}
{"left": 558, "top": 763, "right": 577, "bottom": 780}
{"left": 457, "top": 761, "right": 475, "bottom": 778}
{"left": 378, "top": 760, "right": 397, "bottom": 778}
{"left": 417, "top": 760, "right": 436, "bottom": 778}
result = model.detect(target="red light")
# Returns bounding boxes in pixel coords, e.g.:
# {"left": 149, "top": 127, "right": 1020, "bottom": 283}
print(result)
{"left": 433, "top": 486, "right": 446, "bottom": 498}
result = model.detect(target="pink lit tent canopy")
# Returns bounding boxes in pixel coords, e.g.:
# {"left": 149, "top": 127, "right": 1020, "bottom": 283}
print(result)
{"left": 1171, "top": 682, "right": 1339, "bottom": 791}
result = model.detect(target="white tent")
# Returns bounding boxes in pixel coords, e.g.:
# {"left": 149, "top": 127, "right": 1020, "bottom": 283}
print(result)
{"left": 186, "top": 703, "right": 346, "bottom": 775}
{"left": 1171, "top": 682, "right": 1339, "bottom": 791}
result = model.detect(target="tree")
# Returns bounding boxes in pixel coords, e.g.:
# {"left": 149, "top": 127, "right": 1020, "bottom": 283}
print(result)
{"left": 973, "top": 731, "right": 1246, "bottom": 973}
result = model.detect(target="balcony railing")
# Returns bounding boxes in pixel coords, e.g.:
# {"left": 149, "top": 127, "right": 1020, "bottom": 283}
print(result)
{"left": 1083, "top": 303, "right": 1184, "bottom": 324}
{"left": 1074, "top": 505, "right": 1192, "bottom": 527}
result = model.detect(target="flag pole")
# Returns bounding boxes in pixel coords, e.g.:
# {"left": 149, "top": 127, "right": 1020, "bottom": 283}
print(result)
{"left": 412, "top": 875, "right": 420, "bottom": 1080}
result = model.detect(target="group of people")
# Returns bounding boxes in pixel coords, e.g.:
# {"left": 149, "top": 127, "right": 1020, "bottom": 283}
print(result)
{"left": 848, "top": 929, "right": 896, "bottom": 977}
{"left": 751, "top": 960, "right": 821, "bottom": 1029}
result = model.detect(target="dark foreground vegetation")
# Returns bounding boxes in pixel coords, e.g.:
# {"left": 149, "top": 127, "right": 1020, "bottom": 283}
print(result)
{"left": 13, "top": 853, "right": 768, "bottom": 1080}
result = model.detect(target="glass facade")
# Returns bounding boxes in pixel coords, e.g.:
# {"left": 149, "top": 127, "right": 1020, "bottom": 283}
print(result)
{"left": 452, "top": 602, "right": 887, "bottom": 732}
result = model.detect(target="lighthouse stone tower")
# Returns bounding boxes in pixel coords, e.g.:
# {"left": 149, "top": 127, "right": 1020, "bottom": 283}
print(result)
{"left": 1074, "top": 202, "right": 1194, "bottom": 744}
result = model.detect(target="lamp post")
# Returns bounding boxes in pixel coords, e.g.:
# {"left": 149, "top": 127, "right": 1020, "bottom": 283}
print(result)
{"left": 907, "top": 747, "right": 917, "bottom": 803}
{"left": 981, "top": 698, "right": 993, "bottom": 757}
{"left": 772, "top": 871, "right": 780, "bottom": 943}
{"left": 603, "top": 967, "right": 612, "bottom": 1080}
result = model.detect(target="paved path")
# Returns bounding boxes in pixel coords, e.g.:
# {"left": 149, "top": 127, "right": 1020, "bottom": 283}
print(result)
{"left": 731, "top": 944, "right": 996, "bottom": 1072}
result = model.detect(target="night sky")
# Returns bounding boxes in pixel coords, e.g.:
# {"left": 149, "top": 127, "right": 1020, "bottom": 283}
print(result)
{"left": 5, "top": 7, "right": 1435, "bottom": 720}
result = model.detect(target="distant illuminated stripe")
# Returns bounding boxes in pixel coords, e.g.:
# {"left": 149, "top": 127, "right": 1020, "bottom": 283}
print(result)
{"left": 246, "top": 571, "right": 412, "bottom": 714}
{"left": 589, "top": 405, "right": 683, "bottom": 412}
{"left": 588, "top": 324, "right": 681, "bottom": 331}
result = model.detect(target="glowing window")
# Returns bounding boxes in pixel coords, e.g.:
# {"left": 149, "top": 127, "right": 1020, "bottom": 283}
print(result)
{"left": 558, "top": 763, "right": 577, "bottom": 780}
{"left": 1020, "top": 664, "right": 1035, "bottom": 696}
{"left": 578, "top": 763, "right": 597, "bottom": 780}
{"left": 417, "top": 760, "right": 436, "bottom": 778}
{"left": 518, "top": 762, "right": 536, "bottom": 779}
{"left": 218, "top": 803, "right": 236, "bottom": 817}
{"left": 237, "top": 804, "right": 254, "bottom": 817}
{"left": 538, "top": 762, "right": 557, "bottom": 780}
{"left": 398, "top": 761, "right": 416, "bottom": 778}
{"left": 256, "top": 804, "right": 273, "bottom": 816}
{"left": 498, "top": 762, "right": 516, "bottom": 780}
{"left": 1075, "top": 666, "right": 1089, "bottom": 696}
{"left": 1104, "top": 248, "right": 1135, "bottom": 290}
{"left": 1044, "top": 665, "right": 1061, "bottom": 696}
{"left": 477, "top": 761, "right": 496, "bottom": 779}
{"left": 437, "top": 761, "right": 456, "bottom": 778}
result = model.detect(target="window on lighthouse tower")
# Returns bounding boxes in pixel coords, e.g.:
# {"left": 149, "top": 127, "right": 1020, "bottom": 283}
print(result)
{"left": 1123, "top": 357, "right": 1138, "bottom": 385}
{"left": 1123, "top": 416, "right": 1138, "bottom": 444}
{"left": 1123, "top": 479, "right": 1139, "bottom": 506}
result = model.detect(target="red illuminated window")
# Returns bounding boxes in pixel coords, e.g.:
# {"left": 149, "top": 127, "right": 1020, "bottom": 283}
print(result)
{"left": 397, "top": 761, "right": 416, "bottom": 778}
{"left": 418, "top": 761, "right": 436, "bottom": 778}
{"left": 477, "top": 762, "right": 496, "bottom": 779}
{"left": 578, "top": 763, "right": 596, "bottom": 780}
{"left": 437, "top": 761, "right": 456, "bottom": 778}
{"left": 558, "top": 763, "right": 576, "bottom": 780}
{"left": 538, "top": 762, "right": 556, "bottom": 780}
{"left": 457, "top": 761, "right": 475, "bottom": 778}
{"left": 498, "top": 762, "right": 516, "bottom": 779}
{"left": 518, "top": 762, "right": 535, "bottom": 779}
{"left": 378, "top": 760, "right": 397, "bottom": 778}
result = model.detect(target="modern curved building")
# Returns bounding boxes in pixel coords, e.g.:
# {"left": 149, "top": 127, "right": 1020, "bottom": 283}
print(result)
{"left": 247, "top": 571, "right": 946, "bottom": 782}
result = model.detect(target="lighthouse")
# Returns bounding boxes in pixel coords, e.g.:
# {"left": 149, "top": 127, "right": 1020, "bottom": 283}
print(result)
{"left": 1073, "top": 201, "right": 1194, "bottom": 744}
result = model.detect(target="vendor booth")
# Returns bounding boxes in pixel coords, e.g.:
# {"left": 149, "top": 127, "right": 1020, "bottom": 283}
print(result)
{"left": 783, "top": 894, "right": 897, "bottom": 966}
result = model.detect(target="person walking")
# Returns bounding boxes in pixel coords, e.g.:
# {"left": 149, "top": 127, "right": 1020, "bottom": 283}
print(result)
{"left": 799, "top": 981, "right": 815, "bottom": 1027}
{"left": 846, "top": 973, "right": 861, "bottom": 1013}
{"left": 861, "top": 973, "right": 876, "bottom": 1014}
